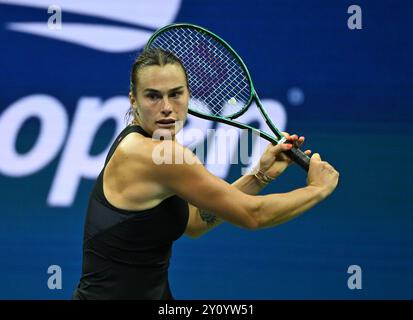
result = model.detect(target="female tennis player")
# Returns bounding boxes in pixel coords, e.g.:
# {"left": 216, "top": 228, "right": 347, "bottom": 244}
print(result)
{"left": 72, "top": 48, "right": 339, "bottom": 300}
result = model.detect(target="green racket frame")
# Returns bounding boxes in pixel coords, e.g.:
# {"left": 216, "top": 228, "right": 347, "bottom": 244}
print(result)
{"left": 145, "top": 23, "right": 310, "bottom": 171}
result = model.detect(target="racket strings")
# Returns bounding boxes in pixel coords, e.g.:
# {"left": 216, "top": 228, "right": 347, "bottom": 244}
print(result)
{"left": 148, "top": 27, "right": 251, "bottom": 117}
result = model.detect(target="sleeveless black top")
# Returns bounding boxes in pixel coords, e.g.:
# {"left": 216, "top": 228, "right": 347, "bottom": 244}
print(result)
{"left": 73, "top": 125, "right": 189, "bottom": 300}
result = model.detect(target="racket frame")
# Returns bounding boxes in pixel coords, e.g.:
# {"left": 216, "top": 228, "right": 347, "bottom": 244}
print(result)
{"left": 146, "top": 23, "right": 312, "bottom": 170}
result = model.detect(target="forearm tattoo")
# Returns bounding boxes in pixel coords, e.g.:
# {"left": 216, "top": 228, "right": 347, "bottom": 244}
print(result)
{"left": 199, "top": 210, "right": 220, "bottom": 226}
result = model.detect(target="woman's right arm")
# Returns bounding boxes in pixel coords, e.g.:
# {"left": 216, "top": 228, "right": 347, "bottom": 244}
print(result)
{"left": 144, "top": 140, "right": 339, "bottom": 230}
{"left": 251, "top": 152, "right": 339, "bottom": 228}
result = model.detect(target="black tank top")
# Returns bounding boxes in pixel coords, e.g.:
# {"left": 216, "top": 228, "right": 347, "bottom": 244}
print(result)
{"left": 73, "top": 125, "right": 189, "bottom": 300}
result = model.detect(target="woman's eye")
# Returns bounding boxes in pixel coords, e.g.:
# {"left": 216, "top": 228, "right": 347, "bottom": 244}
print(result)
{"left": 147, "top": 94, "right": 161, "bottom": 101}
{"left": 170, "top": 92, "right": 182, "bottom": 98}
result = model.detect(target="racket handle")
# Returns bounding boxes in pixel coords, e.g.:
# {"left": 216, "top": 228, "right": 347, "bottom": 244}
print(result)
{"left": 283, "top": 144, "right": 310, "bottom": 172}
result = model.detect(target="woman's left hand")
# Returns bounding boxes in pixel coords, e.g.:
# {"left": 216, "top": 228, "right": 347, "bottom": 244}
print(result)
{"left": 257, "top": 132, "right": 311, "bottom": 180}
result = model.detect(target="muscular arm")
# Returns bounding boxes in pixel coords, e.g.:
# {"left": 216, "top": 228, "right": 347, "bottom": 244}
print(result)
{"left": 185, "top": 172, "right": 267, "bottom": 238}
{"left": 143, "top": 140, "right": 334, "bottom": 237}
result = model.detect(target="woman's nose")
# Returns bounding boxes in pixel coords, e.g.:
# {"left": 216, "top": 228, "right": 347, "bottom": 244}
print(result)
{"left": 161, "top": 97, "right": 173, "bottom": 114}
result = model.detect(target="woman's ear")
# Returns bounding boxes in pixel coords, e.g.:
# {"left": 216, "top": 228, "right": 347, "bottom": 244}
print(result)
{"left": 129, "top": 92, "right": 140, "bottom": 114}
{"left": 129, "top": 92, "right": 140, "bottom": 120}
{"left": 129, "top": 91, "right": 136, "bottom": 107}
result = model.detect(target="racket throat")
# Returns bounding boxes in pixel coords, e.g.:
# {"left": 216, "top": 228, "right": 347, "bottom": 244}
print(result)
{"left": 278, "top": 137, "right": 287, "bottom": 145}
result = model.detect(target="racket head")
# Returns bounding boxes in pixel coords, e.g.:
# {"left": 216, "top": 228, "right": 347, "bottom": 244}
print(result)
{"left": 145, "top": 23, "right": 310, "bottom": 171}
{"left": 145, "top": 23, "right": 255, "bottom": 120}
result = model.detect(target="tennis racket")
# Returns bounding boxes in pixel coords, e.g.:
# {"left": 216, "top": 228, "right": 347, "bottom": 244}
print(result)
{"left": 145, "top": 23, "right": 310, "bottom": 171}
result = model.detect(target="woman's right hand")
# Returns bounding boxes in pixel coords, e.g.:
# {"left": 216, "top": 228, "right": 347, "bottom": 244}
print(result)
{"left": 307, "top": 153, "right": 339, "bottom": 198}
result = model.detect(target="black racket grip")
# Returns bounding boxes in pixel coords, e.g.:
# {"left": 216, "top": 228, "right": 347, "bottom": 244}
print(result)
{"left": 283, "top": 144, "right": 310, "bottom": 172}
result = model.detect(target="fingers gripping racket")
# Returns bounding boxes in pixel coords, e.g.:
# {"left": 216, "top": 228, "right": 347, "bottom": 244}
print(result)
{"left": 145, "top": 23, "right": 310, "bottom": 171}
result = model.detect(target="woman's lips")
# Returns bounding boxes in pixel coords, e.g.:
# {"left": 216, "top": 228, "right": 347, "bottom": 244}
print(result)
{"left": 156, "top": 119, "right": 176, "bottom": 128}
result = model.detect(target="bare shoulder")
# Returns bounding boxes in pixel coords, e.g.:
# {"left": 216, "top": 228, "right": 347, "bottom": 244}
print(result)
{"left": 104, "top": 132, "right": 258, "bottom": 228}
{"left": 114, "top": 133, "right": 200, "bottom": 171}
{"left": 113, "top": 132, "right": 156, "bottom": 166}
{"left": 113, "top": 134, "right": 206, "bottom": 196}
{"left": 103, "top": 133, "right": 181, "bottom": 210}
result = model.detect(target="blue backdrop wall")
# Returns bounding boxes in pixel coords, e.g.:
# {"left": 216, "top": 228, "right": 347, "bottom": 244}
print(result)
{"left": 0, "top": 0, "right": 412, "bottom": 299}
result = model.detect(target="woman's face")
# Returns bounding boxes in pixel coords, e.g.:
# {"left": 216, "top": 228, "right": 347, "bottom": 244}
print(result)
{"left": 131, "top": 64, "right": 189, "bottom": 138}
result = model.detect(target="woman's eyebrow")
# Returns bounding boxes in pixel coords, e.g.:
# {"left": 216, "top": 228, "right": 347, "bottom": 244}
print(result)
{"left": 143, "top": 88, "right": 161, "bottom": 93}
{"left": 143, "top": 86, "right": 184, "bottom": 93}
{"left": 168, "top": 86, "right": 184, "bottom": 92}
